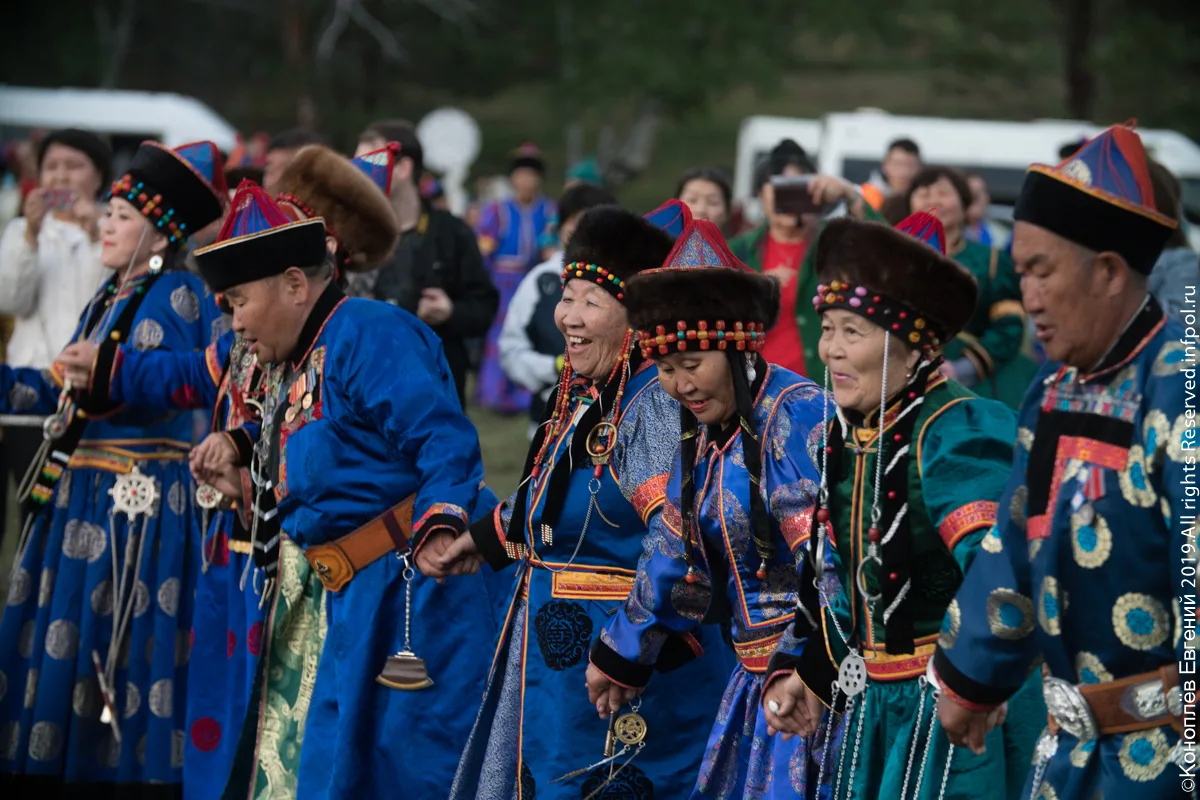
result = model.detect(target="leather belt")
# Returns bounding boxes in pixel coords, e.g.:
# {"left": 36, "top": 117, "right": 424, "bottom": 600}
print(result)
{"left": 1043, "top": 663, "right": 1185, "bottom": 740}
{"left": 303, "top": 495, "right": 415, "bottom": 593}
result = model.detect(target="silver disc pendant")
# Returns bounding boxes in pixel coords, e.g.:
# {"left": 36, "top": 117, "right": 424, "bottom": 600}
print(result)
{"left": 196, "top": 484, "right": 224, "bottom": 510}
{"left": 110, "top": 465, "right": 159, "bottom": 522}
{"left": 42, "top": 413, "right": 68, "bottom": 442}
{"left": 837, "top": 651, "right": 867, "bottom": 697}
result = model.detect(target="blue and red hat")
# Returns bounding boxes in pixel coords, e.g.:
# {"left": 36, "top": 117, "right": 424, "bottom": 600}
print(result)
{"left": 812, "top": 211, "right": 979, "bottom": 351}
{"left": 109, "top": 140, "right": 227, "bottom": 246}
{"left": 1014, "top": 124, "right": 1178, "bottom": 273}
{"left": 626, "top": 203, "right": 777, "bottom": 358}
{"left": 194, "top": 180, "right": 327, "bottom": 293}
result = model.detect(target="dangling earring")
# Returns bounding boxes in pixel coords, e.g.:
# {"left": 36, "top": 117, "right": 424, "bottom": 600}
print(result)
{"left": 149, "top": 255, "right": 164, "bottom": 274}
{"left": 746, "top": 354, "right": 757, "bottom": 384}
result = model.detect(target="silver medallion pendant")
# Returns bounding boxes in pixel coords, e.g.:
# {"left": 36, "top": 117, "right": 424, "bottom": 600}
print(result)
{"left": 196, "top": 483, "right": 224, "bottom": 510}
{"left": 110, "top": 465, "right": 159, "bottom": 522}
{"left": 837, "top": 651, "right": 867, "bottom": 697}
{"left": 42, "top": 412, "right": 68, "bottom": 442}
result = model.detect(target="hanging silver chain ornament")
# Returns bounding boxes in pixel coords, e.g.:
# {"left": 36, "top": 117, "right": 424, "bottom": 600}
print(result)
{"left": 837, "top": 651, "right": 868, "bottom": 697}
{"left": 109, "top": 465, "right": 159, "bottom": 522}
{"left": 376, "top": 554, "right": 433, "bottom": 690}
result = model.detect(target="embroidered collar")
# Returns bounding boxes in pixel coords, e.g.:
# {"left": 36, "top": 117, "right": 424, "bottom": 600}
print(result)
{"left": 1077, "top": 294, "right": 1164, "bottom": 383}
{"left": 287, "top": 281, "right": 345, "bottom": 369}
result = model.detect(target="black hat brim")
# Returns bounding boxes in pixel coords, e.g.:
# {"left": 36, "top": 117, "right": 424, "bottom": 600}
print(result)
{"left": 195, "top": 218, "right": 328, "bottom": 293}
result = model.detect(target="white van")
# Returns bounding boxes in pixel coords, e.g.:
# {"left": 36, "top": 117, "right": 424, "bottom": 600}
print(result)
{"left": 734, "top": 110, "right": 1200, "bottom": 245}
{"left": 0, "top": 85, "right": 240, "bottom": 174}
{"left": 815, "top": 111, "right": 1200, "bottom": 245}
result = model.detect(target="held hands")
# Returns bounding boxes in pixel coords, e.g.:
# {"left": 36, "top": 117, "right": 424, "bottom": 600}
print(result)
{"left": 936, "top": 693, "right": 1007, "bottom": 755}
{"left": 417, "top": 288, "right": 454, "bottom": 326}
{"left": 585, "top": 663, "right": 639, "bottom": 719}
{"left": 189, "top": 433, "right": 240, "bottom": 496}
{"left": 413, "top": 530, "right": 483, "bottom": 581}
{"left": 56, "top": 343, "right": 99, "bottom": 389}
{"left": 762, "top": 673, "right": 825, "bottom": 739}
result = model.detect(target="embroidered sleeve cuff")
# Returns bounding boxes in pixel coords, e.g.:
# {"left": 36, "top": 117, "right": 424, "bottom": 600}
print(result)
{"left": 589, "top": 637, "right": 653, "bottom": 690}
{"left": 468, "top": 505, "right": 517, "bottom": 571}
{"left": 411, "top": 502, "right": 469, "bottom": 555}
{"left": 653, "top": 632, "right": 704, "bottom": 673}
{"left": 224, "top": 429, "right": 255, "bottom": 468}
{"left": 932, "top": 648, "right": 1011, "bottom": 710}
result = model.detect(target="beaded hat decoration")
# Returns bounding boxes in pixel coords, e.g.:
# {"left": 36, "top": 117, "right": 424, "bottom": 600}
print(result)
{"left": 109, "top": 140, "right": 227, "bottom": 246}
{"left": 1015, "top": 123, "right": 1177, "bottom": 274}
{"left": 626, "top": 213, "right": 778, "bottom": 359}
{"left": 811, "top": 212, "right": 979, "bottom": 350}
{"left": 194, "top": 180, "right": 328, "bottom": 294}
{"left": 559, "top": 202, "right": 678, "bottom": 305}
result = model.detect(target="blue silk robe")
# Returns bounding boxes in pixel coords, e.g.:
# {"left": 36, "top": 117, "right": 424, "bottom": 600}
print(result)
{"left": 251, "top": 285, "right": 503, "bottom": 799}
{"left": 103, "top": 328, "right": 267, "bottom": 800}
{"left": 451, "top": 360, "right": 735, "bottom": 800}
{"left": 0, "top": 270, "right": 221, "bottom": 792}
{"left": 593, "top": 366, "right": 828, "bottom": 799}
{"left": 933, "top": 297, "right": 1192, "bottom": 798}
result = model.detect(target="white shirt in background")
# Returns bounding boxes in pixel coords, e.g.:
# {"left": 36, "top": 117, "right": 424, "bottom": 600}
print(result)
{"left": 0, "top": 215, "right": 106, "bottom": 369}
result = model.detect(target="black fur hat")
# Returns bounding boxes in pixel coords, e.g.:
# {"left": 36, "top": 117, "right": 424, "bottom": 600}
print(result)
{"left": 561, "top": 204, "right": 675, "bottom": 303}
{"left": 813, "top": 213, "right": 978, "bottom": 349}
{"left": 626, "top": 219, "right": 778, "bottom": 357}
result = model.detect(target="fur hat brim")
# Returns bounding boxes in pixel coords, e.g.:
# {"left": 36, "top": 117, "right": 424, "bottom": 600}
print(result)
{"left": 563, "top": 206, "right": 675, "bottom": 285}
{"left": 274, "top": 145, "right": 400, "bottom": 271}
{"left": 627, "top": 268, "right": 781, "bottom": 334}
{"left": 815, "top": 218, "right": 978, "bottom": 340}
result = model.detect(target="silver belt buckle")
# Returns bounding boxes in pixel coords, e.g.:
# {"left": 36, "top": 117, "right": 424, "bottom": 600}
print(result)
{"left": 1043, "top": 676, "right": 1099, "bottom": 742}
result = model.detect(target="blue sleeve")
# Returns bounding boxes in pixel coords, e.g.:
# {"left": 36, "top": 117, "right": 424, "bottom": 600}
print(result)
{"left": 104, "top": 330, "right": 234, "bottom": 412}
{"left": 613, "top": 378, "right": 680, "bottom": 525}
{"left": 333, "top": 309, "right": 487, "bottom": 548}
{"left": 590, "top": 465, "right": 711, "bottom": 689}
{"left": 0, "top": 365, "right": 66, "bottom": 415}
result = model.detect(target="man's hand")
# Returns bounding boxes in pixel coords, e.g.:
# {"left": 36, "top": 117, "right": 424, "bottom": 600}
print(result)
{"left": 417, "top": 288, "right": 454, "bottom": 326}
{"left": 763, "top": 673, "right": 825, "bottom": 739}
{"left": 937, "top": 694, "right": 1007, "bottom": 755}
{"left": 189, "top": 433, "right": 239, "bottom": 486}
{"left": 23, "top": 189, "right": 49, "bottom": 247}
{"left": 414, "top": 530, "right": 482, "bottom": 580}
{"left": 56, "top": 342, "right": 100, "bottom": 389}
{"left": 204, "top": 461, "right": 242, "bottom": 499}
{"left": 585, "top": 663, "right": 639, "bottom": 719}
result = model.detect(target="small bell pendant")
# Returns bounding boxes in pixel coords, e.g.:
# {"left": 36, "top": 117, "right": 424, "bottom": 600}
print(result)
{"left": 375, "top": 649, "right": 434, "bottom": 690}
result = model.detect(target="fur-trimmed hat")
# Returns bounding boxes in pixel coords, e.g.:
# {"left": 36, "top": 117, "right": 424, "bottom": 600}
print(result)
{"left": 195, "top": 181, "right": 327, "bottom": 293}
{"left": 626, "top": 209, "right": 778, "bottom": 358}
{"left": 560, "top": 203, "right": 675, "bottom": 304}
{"left": 813, "top": 213, "right": 978, "bottom": 351}
{"left": 273, "top": 144, "right": 399, "bottom": 272}
{"left": 1014, "top": 124, "right": 1176, "bottom": 274}
{"left": 109, "top": 141, "right": 227, "bottom": 248}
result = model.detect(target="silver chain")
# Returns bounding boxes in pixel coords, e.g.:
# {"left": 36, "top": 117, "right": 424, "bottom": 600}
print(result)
{"left": 401, "top": 555, "right": 415, "bottom": 651}
{"left": 899, "top": 676, "right": 929, "bottom": 799}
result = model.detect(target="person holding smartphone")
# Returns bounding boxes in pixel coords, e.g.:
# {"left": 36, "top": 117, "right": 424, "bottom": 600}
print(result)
{"left": 0, "top": 128, "right": 111, "bottom": 541}
{"left": 730, "top": 139, "right": 883, "bottom": 380}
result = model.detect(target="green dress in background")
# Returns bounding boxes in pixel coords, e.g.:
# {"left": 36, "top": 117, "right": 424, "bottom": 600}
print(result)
{"left": 944, "top": 239, "right": 1039, "bottom": 410}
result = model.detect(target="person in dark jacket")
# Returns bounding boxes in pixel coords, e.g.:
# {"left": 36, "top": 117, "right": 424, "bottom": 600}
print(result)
{"left": 355, "top": 120, "right": 499, "bottom": 405}
{"left": 499, "top": 183, "right": 616, "bottom": 436}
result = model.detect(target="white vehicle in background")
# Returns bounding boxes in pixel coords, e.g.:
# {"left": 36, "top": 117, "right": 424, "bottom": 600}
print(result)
{"left": 734, "top": 110, "right": 1200, "bottom": 248}
{"left": 0, "top": 85, "right": 240, "bottom": 174}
